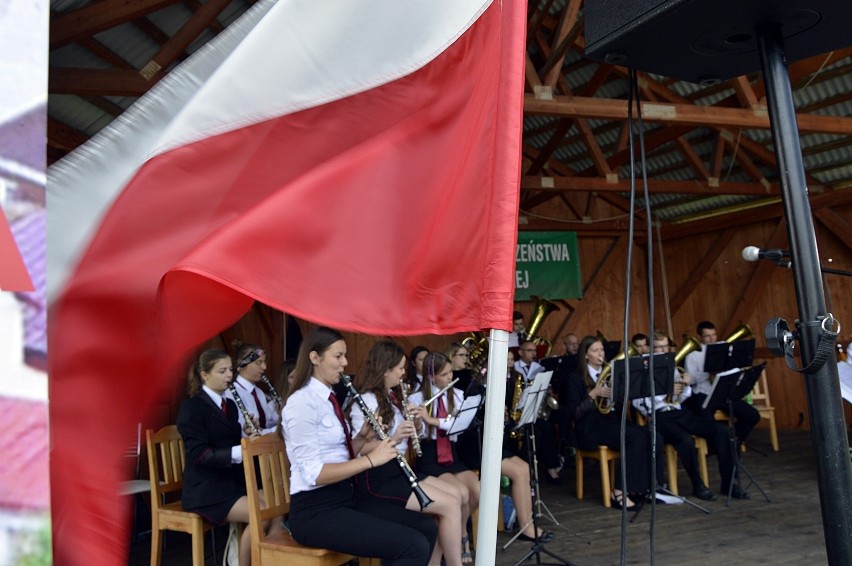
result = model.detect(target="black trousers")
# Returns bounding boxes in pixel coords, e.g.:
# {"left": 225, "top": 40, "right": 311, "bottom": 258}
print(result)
{"left": 654, "top": 409, "right": 733, "bottom": 490}
{"left": 683, "top": 394, "right": 761, "bottom": 443}
{"left": 575, "top": 413, "right": 664, "bottom": 494}
{"left": 289, "top": 480, "right": 437, "bottom": 566}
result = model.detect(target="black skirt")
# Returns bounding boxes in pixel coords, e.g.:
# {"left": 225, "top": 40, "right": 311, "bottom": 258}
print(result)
{"left": 416, "top": 439, "right": 471, "bottom": 475}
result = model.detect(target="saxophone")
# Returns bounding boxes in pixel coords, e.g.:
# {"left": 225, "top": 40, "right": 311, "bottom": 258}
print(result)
{"left": 508, "top": 370, "right": 525, "bottom": 440}
{"left": 399, "top": 381, "right": 422, "bottom": 457}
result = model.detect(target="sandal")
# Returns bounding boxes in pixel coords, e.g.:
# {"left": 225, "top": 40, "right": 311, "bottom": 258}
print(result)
{"left": 461, "top": 535, "right": 473, "bottom": 563}
{"left": 611, "top": 490, "right": 635, "bottom": 510}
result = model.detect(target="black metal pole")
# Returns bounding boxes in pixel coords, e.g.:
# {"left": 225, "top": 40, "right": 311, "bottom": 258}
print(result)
{"left": 757, "top": 24, "right": 852, "bottom": 565}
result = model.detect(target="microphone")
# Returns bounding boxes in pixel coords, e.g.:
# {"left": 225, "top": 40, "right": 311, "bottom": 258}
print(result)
{"left": 742, "top": 246, "right": 791, "bottom": 262}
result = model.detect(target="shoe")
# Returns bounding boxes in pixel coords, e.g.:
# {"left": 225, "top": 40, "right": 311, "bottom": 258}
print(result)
{"left": 610, "top": 491, "right": 635, "bottom": 510}
{"left": 652, "top": 490, "right": 683, "bottom": 505}
{"left": 692, "top": 485, "right": 717, "bottom": 501}
{"left": 724, "top": 484, "right": 750, "bottom": 500}
{"left": 517, "top": 530, "right": 555, "bottom": 543}
{"left": 544, "top": 471, "right": 562, "bottom": 485}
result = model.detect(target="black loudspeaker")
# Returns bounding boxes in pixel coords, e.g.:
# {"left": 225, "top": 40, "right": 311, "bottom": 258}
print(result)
{"left": 584, "top": 0, "right": 852, "bottom": 84}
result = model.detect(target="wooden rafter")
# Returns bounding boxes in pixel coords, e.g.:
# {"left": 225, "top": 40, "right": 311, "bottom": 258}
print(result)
{"left": 50, "top": 0, "right": 179, "bottom": 49}
{"left": 520, "top": 176, "right": 774, "bottom": 196}
{"left": 814, "top": 208, "right": 852, "bottom": 252}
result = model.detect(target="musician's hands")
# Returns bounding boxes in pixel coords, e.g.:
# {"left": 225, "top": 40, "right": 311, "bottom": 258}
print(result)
{"left": 370, "top": 438, "right": 399, "bottom": 466}
{"left": 392, "top": 420, "right": 416, "bottom": 444}
{"left": 243, "top": 415, "right": 260, "bottom": 435}
{"left": 411, "top": 405, "right": 435, "bottom": 426}
{"left": 680, "top": 371, "right": 691, "bottom": 385}
{"left": 590, "top": 382, "right": 611, "bottom": 400}
{"left": 356, "top": 418, "right": 378, "bottom": 442}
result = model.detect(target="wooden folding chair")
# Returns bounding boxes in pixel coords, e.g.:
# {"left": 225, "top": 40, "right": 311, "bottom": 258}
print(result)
{"left": 146, "top": 425, "right": 215, "bottom": 566}
{"left": 575, "top": 446, "right": 619, "bottom": 507}
{"left": 751, "top": 369, "right": 780, "bottom": 451}
{"left": 241, "top": 433, "right": 362, "bottom": 566}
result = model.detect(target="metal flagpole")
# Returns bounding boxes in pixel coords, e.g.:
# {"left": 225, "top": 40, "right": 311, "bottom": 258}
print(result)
{"left": 756, "top": 23, "right": 852, "bottom": 565}
{"left": 474, "top": 328, "right": 509, "bottom": 566}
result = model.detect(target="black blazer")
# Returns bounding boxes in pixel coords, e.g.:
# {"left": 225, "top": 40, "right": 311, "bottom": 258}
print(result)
{"left": 176, "top": 391, "right": 245, "bottom": 512}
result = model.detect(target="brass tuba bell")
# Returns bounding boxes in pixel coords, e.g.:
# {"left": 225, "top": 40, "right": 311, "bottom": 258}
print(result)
{"left": 525, "top": 296, "right": 560, "bottom": 357}
{"left": 724, "top": 322, "right": 755, "bottom": 343}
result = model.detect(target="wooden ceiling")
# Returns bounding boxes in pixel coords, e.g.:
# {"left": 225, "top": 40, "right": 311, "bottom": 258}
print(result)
{"left": 48, "top": 0, "right": 852, "bottom": 238}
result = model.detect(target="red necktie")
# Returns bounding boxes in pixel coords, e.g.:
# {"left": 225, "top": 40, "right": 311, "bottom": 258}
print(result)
{"left": 329, "top": 393, "right": 355, "bottom": 458}
{"left": 251, "top": 389, "right": 267, "bottom": 429}
{"left": 436, "top": 395, "right": 453, "bottom": 465}
{"left": 221, "top": 399, "right": 228, "bottom": 417}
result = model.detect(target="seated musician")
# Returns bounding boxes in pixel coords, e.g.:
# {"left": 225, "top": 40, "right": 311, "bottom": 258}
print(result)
{"left": 281, "top": 327, "right": 437, "bottom": 565}
{"left": 410, "top": 352, "right": 480, "bottom": 562}
{"left": 224, "top": 341, "right": 281, "bottom": 437}
{"left": 349, "top": 340, "right": 467, "bottom": 566}
{"left": 682, "top": 321, "right": 761, "bottom": 446}
{"left": 177, "top": 349, "right": 283, "bottom": 566}
{"left": 632, "top": 333, "right": 742, "bottom": 500}
{"left": 565, "top": 336, "right": 668, "bottom": 509}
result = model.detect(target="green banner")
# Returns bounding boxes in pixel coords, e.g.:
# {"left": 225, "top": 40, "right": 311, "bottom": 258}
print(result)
{"left": 514, "top": 231, "right": 582, "bottom": 300}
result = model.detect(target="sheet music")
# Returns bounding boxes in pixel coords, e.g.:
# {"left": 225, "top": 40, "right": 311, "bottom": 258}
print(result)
{"left": 838, "top": 361, "right": 852, "bottom": 404}
{"left": 516, "top": 371, "right": 552, "bottom": 429}
{"left": 447, "top": 394, "right": 481, "bottom": 437}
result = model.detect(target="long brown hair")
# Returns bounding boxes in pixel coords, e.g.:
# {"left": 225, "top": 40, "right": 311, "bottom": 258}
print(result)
{"left": 187, "top": 349, "right": 230, "bottom": 396}
{"left": 354, "top": 340, "right": 406, "bottom": 427}
{"left": 422, "top": 351, "right": 455, "bottom": 414}
{"left": 285, "top": 326, "right": 345, "bottom": 403}
{"left": 578, "top": 335, "right": 603, "bottom": 391}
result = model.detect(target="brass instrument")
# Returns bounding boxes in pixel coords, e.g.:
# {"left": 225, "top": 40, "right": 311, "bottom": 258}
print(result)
{"left": 724, "top": 322, "right": 754, "bottom": 343}
{"left": 461, "top": 333, "right": 489, "bottom": 374}
{"left": 341, "top": 375, "right": 433, "bottom": 510}
{"left": 399, "top": 381, "right": 422, "bottom": 457}
{"left": 227, "top": 382, "right": 261, "bottom": 435}
{"left": 539, "top": 391, "right": 559, "bottom": 420}
{"left": 668, "top": 334, "right": 701, "bottom": 403}
{"left": 595, "top": 342, "right": 640, "bottom": 414}
{"left": 526, "top": 296, "right": 561, "bottom": 357}
{"left": 508, "top": 371, "right": 525, "bottom": 440}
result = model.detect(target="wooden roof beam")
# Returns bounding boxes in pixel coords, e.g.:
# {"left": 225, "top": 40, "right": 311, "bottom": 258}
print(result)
{"left": 50, "top": 0, "right": 179, "bottom": 49}
{"left": 50, "top": 67, "right": 167, "bottom": 96}
{"left": 47, "top": 117, "right": 89, "bottom": 154}
{"left": 520, "top": 175, "right": 773, "bottom": 196}
{"left": 814, "top": 208, "right": 852, "bottom": 253}
{"left": 542, "top": 0, "right": 582, "bottom": 87}
{"left": 524, "top": 95, "right": 852, "bottom": 135}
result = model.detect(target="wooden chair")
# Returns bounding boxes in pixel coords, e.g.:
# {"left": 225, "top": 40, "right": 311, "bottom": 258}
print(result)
{"left": 241, "top": 433, "right": 359, "bottom": 566}
{"left": 575, "top": 446, "right": 619, "bottom": 507}
{"left": 751, "top": 369, "right": 780, "bottom": 451}
{"left": 146, "top": 425, "right": 215, "bottom": 566}
{"left": 664, "top": 436, "right": 710, "bottom": 495}
{"left": 121, "top": 422, "right": 152, "bottom": 541}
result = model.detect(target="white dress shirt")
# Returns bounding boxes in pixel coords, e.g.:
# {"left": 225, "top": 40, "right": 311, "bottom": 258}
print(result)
{"left": 514, "top": 359, "right": 543, "bottom": 383}
{"left": 685, "top": 345, "right": 712, "bottom": 395}
{"left": 348, "top": 391, "right": 410, "bottom": 454}
{"left": 281, "top": 377, "right": 351, "bottom": 494}
{"left": 409, "top": 386, "right": 464, "bottom": 441}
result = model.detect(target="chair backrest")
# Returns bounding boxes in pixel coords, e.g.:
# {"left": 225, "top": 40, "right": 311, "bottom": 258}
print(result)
{"left": 751, "top": 369, "right": 772, "bottom": 407}
{"left": 146, "top": 425, "right": 187, "bottom": 511}
{"left": 126, "top": 422, "right": 142, "bottom": 477}
{"left": 242, "top": 434, "right": 290, "bottom": 557}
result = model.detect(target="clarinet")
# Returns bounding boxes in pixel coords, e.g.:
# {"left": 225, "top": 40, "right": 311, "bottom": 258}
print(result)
{"left": 399, "top": 381, "right": 422, "bottom": 457}
{"left": 227, "top": 382, "right": 261, "bottom": 435}
{"left": 340, "top": 374, "right": 433, "bottom": 510}
{"left": 260, "top": 374, "right": 284, "bottom": 409}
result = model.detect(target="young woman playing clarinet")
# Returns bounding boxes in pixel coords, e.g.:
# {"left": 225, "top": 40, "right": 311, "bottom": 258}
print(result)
{"left": 177, "top": 349, "right": 283, "bottom": 566}
{"left": 281, "top": 327, "right": 437, "bottom": 565}
{"left": 350, "top": 340, "right": 467, "bottom": 566}
{"left": 410, "top": 352, "right": 480, "bottom": 563}
{"left": 224, "top": 341, "right": 280, "bottom": 436}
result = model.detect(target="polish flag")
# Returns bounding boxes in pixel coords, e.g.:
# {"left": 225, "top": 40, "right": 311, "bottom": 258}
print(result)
{"left": 48, "top": 0, "right": 525, "bottom": 562}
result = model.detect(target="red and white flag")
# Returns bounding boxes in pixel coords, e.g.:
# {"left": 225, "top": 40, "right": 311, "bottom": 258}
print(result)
{"left": 48, "top": 0, "right": 526, "bottom": 562}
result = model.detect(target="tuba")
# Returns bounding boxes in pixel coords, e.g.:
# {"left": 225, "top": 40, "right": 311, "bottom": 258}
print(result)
{"left": 596, "top": 342, "right": 640, "bottom": 414}
{"left": 525, "top": 296, "right": 560, "bottom": 357}
{"left": 461, "top": 332, "right": 489, "bottom": 374}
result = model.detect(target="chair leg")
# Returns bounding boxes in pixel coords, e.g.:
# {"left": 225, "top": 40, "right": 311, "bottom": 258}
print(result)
{"left": 190, "top": 520, "right": 205, "bottom": 566}
{"left": 768, "top": 414, "right": 779, "bottom": 451}
{"left": 150, "top": 528, "right": 163, "bottom": 566}
{"left": 665, "top": 445, "right": 679, "bottom": 495}
{"left": 575, "top": 452, "right": 584, "bottom": 500}
{"left": 599, "top": 449, "right": 611, "bottom": 508}
{"left": 695, "top": 438, "right": 710, "bottom": 486}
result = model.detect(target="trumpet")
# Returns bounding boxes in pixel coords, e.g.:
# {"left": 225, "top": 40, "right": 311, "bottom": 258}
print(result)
{"left": 421, "top": 378, "right": 460, "bottom": 409}
{"left": 341, "top": 375, "right": 433, "bottom": 510}
{"left": 227, "top": 382, "right": 261, "bottom": 436}
{"left": 399, "top": 381, "right": 422, "bottom": 457}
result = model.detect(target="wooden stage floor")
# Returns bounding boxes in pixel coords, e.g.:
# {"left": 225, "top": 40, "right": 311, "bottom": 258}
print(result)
{"left": 129, "top": 428, "right": 850, "bottom": 565}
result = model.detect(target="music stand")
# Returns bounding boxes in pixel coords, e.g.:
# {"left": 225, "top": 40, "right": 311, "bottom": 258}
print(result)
{"left": 446, "top": 394, "right": 482, "bottom": 439}
{"left": 506, "top": 372, "right": 577, "bottom": 566}
{"left": 720, "top": 364, "right": 771, "bottom": 506}
{"left": 604, "top": 340, "right": 622, "bottom": 362}
{"left": 703, "top": 339, "right": 756, "bottom": 374}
